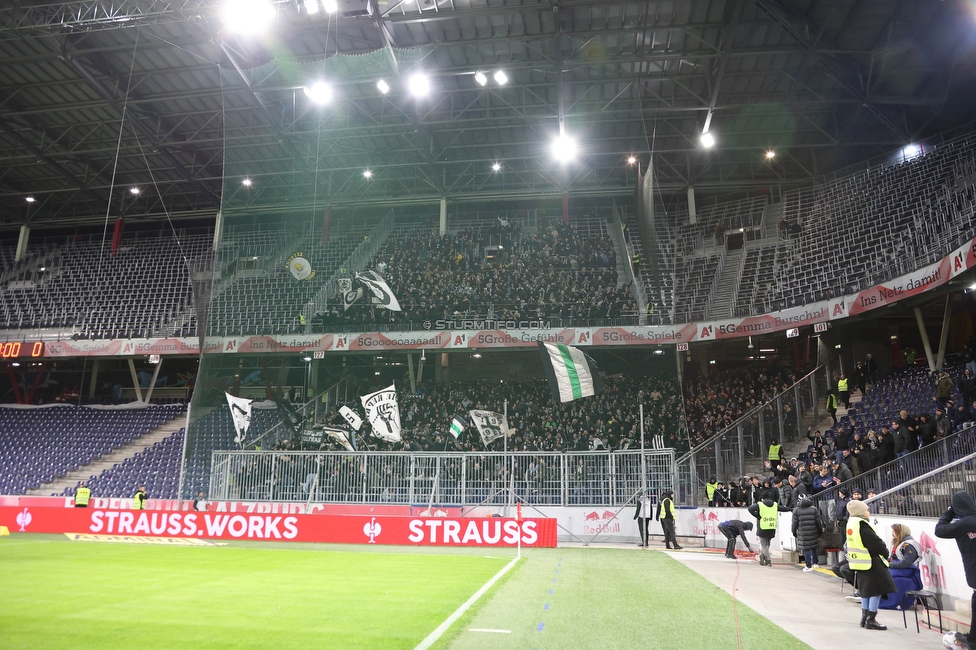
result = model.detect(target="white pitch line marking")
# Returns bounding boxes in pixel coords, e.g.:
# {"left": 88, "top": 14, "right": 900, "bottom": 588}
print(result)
{"left": 468, "top": 629, "right": 512, "bottom": 634}
{"left": 414, "top": 556, "right": 520, "bottom": 650}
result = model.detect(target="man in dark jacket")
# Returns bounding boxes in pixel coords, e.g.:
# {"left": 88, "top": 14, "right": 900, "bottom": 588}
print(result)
{"left": 717, "top": 519, "right": 753, "bottom": 559}
{"left": 748, "top": 497, "right": 789, "bottom": 566}
{"left": 936, "top": 407, "right": 952, "bottom": 440}
{"left": 792, "top": 498, "right": 823, "bottom": 570}
{"left": 918, "top": 413, "right": 937, "bottom": 446}
{"left": 936, "top": 491, "right": 976, "bottom": 646}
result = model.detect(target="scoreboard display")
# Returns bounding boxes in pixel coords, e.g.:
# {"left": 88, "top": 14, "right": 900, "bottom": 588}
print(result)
{"left": 1, "top": 341, "right": 44, "bottom": 359}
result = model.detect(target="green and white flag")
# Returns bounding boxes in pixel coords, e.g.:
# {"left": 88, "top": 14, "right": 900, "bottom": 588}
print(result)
{"left": 538, "top": 342, "right": 605, "bottom": 403}
{"left": 449, "top": 416, "right": 466, "bottom": 439}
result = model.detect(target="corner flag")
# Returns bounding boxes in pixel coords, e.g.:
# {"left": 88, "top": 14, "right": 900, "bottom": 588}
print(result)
{"left": 538, "top": 342, "right": 605, "bottom": 403}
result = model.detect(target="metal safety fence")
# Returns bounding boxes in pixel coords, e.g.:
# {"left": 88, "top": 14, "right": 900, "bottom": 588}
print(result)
{"left": 863, "top": 450, "right": 976, "bottom": 519}
{"left": 209, "top": 449, "right": 676, "bottom": 507}
{"left": 675, "top": 361, "right": 833, "bottom": 506}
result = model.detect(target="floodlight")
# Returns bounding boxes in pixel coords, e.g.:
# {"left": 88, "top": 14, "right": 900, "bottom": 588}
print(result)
{"left": 408, "top": 73, "right": 430, "bottom": 97}
{"left": 627, "top": 156, "right": 637, "bottom": 165}
{"left": 129, "top": 187, "right": 140, "bottom": 195}
{"left": 551, "top": 134, "right": 577, "bottom": 162}
{"left": 902, "top": 143, "right": 922, "bottom": 160}
{"left": 303, "top": 81, "right": 333, "bottom": 105}
{"left": 222, "top": 0, "right": 275, "bottom": 35}
{"left": 302, "top": 354, "right": 312, "bottom": 362}
{"left": 700, "top": 132, "right": 716, "bottom": 148}
{"left": 25, "top": 196, "right": 35, "bottom": 203}
{"left": 363, "top": 169, "right": 372, "bottom": 179}
{"left": 472, "top": 353, "right": 482, "bottom": 359}
{"left": 242, "top": 178, "right": 252, "bottom": 187}
{"left": 971, "top": 283, "right": 976, "bottom": 291}
{"left": 323, "top": 0, "right": 338, "bottom": 12}
{"left": 304, "top": 0, "right": 319, "bottom": 15}
{"left": 474, "top": 71, "right": 488, "bottom": 86}
{"left": 653, "top": 349, "right": 665, "bottom": 355}
{"left": 492, "top": 162, "right": 501, "bottom": 172}
{"left": 493, "top": 70, "right": 508, "bottom": 85}
{"left": 376, "top": 79, "right": 390, "bottom": 94}
{"left": 765, "top": 150, "right": 776, "bottom": 159}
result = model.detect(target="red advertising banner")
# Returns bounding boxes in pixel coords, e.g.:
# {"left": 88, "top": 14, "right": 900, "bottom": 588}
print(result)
{"left": 0, "top": 506, "right": 557, "bottom": 548}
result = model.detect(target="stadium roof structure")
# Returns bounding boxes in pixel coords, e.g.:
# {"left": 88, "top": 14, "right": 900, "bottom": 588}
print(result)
{"left": 0, "top": 0, "right": 975, "bottom": 230}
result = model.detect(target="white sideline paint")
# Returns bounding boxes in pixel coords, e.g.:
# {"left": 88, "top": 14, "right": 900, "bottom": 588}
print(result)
{"left": 468, "top": 629, "right": 511, "bottom": 634}
{"left": 413, "top": 556, "right": 520, "bottom": 650}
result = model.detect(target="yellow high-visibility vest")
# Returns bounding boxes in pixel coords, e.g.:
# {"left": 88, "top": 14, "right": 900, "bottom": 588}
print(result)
{"left": 758, "top": 502, "right": 778, "bottom": 531}
{"left": 75, "top": 487, "right": 91, "bottom": 506}
{"left": 768, "top": 444, "right": 782, "bottom": 460}
{"left": 658, "top": 497, "right": 676, "bottom": 520}
{"left": 706, "top": 482, "right": 718, "bottom": 500}
{"left": 837, "top": 378, "right": 849, "bottom": 392}
{"left": 847, "top": 517, "right": 888, "bottom": 571}
{"left": 133, "top": 492, "right": 145, "bottom": 510}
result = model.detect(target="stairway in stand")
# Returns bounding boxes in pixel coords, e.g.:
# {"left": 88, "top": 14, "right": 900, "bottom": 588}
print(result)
{"left": 708, "top": 248, "right": 743, "bottom": 320}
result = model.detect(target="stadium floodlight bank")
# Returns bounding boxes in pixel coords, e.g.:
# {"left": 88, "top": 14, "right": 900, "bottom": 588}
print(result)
{"left": 208, "top": 449, "right": 676, "bottom": 507}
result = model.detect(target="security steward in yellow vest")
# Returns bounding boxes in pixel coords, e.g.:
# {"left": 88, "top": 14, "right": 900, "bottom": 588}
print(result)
{"left": 706, "top": 478, "right": 719, "bottom": 506}
{"left": 657, "top": 490, "right": 682, "bottom": 550}
{"left": 846, "top": 499, "right": 895, "bottom": 630}
{"left": 767, "top": 439, "right": 783, "bottom": 463}
{"left": 74, "top": 483, "right": 91, "bottom": 508}
{"left": 747, "top": 497, "right": 789, "bottom": 566}
{"left": 837, "top": 374, "right": 851, "bottom": 408}
{"left": 133, "top": 486, "right": 148, "bottom": 510}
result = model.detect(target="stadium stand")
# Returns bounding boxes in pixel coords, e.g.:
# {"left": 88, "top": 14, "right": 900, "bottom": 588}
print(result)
{"left": 0, "top": 404, "right": 184, "bottom": 494}
{"left": 59, "top": 429, "right": 186, "bottom": 500}
{"left": 0, "top": 233, "right": 210, "bottom": 338}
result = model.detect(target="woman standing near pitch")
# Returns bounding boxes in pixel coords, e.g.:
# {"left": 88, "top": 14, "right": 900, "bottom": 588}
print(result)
{"left": 846, "top": 500, "right": 895, "bottom": 630}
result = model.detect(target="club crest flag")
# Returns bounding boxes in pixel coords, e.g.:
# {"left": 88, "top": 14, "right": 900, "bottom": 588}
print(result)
{"left": 355, "top": 270, "right": 401, "bottom": 311}
{"left": 361, "top": 384, "right": 402, "bottom": 443}
{"left": 225, "top": 392, "right": 253, "bottom": 446}
{"left": 469, "top": 410, "right": 510, "bottom": 445}
{"left": 339, "top": 405, "right": 363, "bottom": 431}
{"left": 538, "top": 341, "right": 605, "bottom": 403}
{"left": 449, "top": 416, "right": 466, "bottom": 439}
{"left": 286, "top": 252, "right": 315, "bottom": 281}
{"left": 322, "top": 426, "right": 355, "bottom": 452}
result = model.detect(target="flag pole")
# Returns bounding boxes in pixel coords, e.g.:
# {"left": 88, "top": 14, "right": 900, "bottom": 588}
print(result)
{"left": 640, "top": 402, "right": 647, "bottom": 496}
{"left": 504, "top": 399, "right": 509, "bottom": 518}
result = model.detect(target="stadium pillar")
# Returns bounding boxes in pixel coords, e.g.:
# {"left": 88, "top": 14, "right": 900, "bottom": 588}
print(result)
{"left": 914, "top": 307, "right": 937, "bottom": 372}
{"left": 439, "top": 197, "right": 447, "bottom": 236}
{"left": 212, "top": 210, "right": 223, "bottom": 251}
{"left": 406, "top": 354, "right": 416, "bottom": 393}
{"left": 144, "top": 358, "right": 162, "bottom": 403}
{"left": 935, "top": 296, "right": 951, "bottom": 371}
{"left": 127, "top": 359, "right": 143, "bottom": 402}
{"left": 88, "top": 359, "right": 99, "bottom": 400}
{"left": 736, "top": 423, "right": 744, "bottom": 476}
{"left": 15, "top": 225, "right": 29, "bottom": 262}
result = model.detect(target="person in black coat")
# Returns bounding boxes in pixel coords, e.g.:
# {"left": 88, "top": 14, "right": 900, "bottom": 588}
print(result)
{"left": 717, "top": 519, "right": 753, "bottom": 559}
{"left": 846, "top": 500, "right": 896, "bottom": 630}
{"left": 792, "top": 497, "right": 823, "bottom": 570}
{"left": 936, "top": 491, "right": 976, "bottom": 646}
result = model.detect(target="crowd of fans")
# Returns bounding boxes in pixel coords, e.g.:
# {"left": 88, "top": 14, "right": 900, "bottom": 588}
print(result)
{"left": 314, "top": 222, "right": 637, "bottom": 328}
{"left": 311, "top": 374, "right": 685, "bottom": 453}
{"left": 683, "top": 364, "right": 803, "bottom": 447}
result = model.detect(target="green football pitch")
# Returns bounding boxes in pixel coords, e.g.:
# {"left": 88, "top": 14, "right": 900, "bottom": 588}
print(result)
{"left": 0, "top": 534, "right": 807, "bottom": 649}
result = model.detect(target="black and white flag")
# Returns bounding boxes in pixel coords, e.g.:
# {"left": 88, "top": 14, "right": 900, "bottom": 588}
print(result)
{"left": 469, "top": 410, "right": 512, "bottom": 446}
{"left": 225, "top": 392, "right": 253, "bottom": 447}
{"left": 361, "top": 384, "right": 402, "bottom": 443}
{"left": 355, "top": 270, "right": 401, "bottom": 311}
{"left": 322, "top": 426, "right": 355, "bottom": 452}
{"left": 538, "top": 341, "right": 605, "bottom": 403}
{"left": 339, "top": 405, "right": 363, "bottom": 431}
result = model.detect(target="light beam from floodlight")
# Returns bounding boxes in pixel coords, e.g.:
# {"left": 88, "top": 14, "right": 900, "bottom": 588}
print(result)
{"left": 376, "top": 79, "right": 390, "bottom": 94}
{"left": 363, "top": 169, "right": 373, "bottom": 179}
{"left": 492, "top": 162, "right": 501, "bottom": 172}
{"left": 222, "top": 0, "right": 275, "bottom": 35}
{"left": 323, "top": 0, "right": 338, "bottom": 12}
{"left": 408, "top": 73, "right": 430, "bottom": 97}
{"left": 551, "top": 134, "right": 577, "bottom": 163}
{"left": 303, "top": 0, "right": 319, "bottom": 15}
{"left": 493, "top": 70, "right": 508, "bottom": 85}
{"left": 627, "top": 156, "right": 637, "bottom": 165}
{"left": 303, "top": 81, "right": 332, "bottom": 105}
{"left": 700, "top": 132, "right": 716, "bottom": 148}
{"left": 25, "top": 196, "right": 35, "bottom": 203}
{"left": 474, "top": 71, "right": 487, "bottom": 86}
{"left": 130, "top": 187, "right": 140, "bottom": 195}
{"left": 766, "top": 150, "right": 776, "bottom": 159}
{"left": 242, "top": 178, "right": 252, "bottom": 187}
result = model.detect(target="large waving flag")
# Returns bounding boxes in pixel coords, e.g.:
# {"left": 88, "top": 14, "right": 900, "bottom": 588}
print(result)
{"left": 355, "top": 270, "right": 401, "bottom": 311}
{"left": 538, "top": 342, "right": 605, "bottom": 403}
{"left": 225, "top": 392, "right": 253, "bottom": 446}
{"left": 469, "top": 410, "right": 511, "bottom": 446}
{"left": 361, "top": 384, "right": 402, "bottom": 443}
